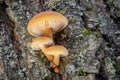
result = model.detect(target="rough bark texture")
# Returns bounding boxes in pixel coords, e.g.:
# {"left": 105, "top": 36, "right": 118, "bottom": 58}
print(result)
{"left": 0, "top": 0, "right": 120, "bottom": 80}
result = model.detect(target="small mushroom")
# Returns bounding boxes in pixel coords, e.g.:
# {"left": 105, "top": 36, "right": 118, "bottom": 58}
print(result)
{"left": 51, "top": 63, "right": 57, "bottom": 68}
{"left": 46, "top": 45, "right": 68, "bottom": 66}
{"left": 31, "top": 37, "right": 54, "bottom": 61}
{"left": 51, "top": 63, "right": 60, "bottom": 73}
{"left": 27, "top": 11, "right": 68, "bottom": 42}
{"left": 54, "top": 67, "right": 60, "bottom": 73}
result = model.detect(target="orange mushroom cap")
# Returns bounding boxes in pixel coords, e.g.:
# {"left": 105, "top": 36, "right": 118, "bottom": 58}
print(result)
{"left": 27, "top": 11, "right": 68, "bottom": 37}
{"left": 46, "top": 45, "right": 68, "bottom": 66}
{"left": 31, "top": 37, "right": 53, "bottom": 50}
{"left": 31, "top": 37, "right": 54, "bottom": 61}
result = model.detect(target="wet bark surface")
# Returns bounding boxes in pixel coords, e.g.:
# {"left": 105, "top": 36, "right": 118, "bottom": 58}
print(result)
{"left": 0, "top": 0, "right": 120, "bottom": 80}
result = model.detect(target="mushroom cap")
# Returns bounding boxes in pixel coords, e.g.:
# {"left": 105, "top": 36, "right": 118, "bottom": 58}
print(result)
{"left": 31, "top": 37, "right": 53, "bottom": 50}
{"left": 46, "top": 45, "right": 68, "bottom": 57}
{"left": 28, "top": 11, "right": 68, "bottom": 37}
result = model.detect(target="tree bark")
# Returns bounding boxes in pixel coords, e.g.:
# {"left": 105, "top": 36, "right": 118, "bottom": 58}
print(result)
{"left": 0, "top": 0, "right": 120, "bottom": 80}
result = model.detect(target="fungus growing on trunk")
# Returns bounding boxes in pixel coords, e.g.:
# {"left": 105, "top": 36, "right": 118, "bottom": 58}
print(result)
{"left": 46, "top": 45, "right": 68, "bottom": 66}
{"left": 27, "top": 11, "right": 68, "bottom": 43}
{"left": 31, "top": 37, "right": 54, "bottom": 61}
{"left": 27, "top": 11, "right": 69, "bottom": 73}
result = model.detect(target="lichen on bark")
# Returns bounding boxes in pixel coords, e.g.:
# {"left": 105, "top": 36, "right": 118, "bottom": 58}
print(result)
{"left": 0, "top": 0, "right": 120, "bottom": 80}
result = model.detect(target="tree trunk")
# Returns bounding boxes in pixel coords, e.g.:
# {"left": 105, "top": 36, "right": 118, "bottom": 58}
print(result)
{"left": 0, "top": 0, "right": 120, "bottom": 80}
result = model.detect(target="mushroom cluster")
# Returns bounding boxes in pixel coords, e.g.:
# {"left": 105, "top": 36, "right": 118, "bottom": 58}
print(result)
{"left": 27, "top": 11, "right": 69, "bottom": 73}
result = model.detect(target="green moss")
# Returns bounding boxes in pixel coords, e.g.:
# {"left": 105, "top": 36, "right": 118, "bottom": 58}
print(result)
{"left": 76, "top": 69, "right": 87, "bottom": 76}
{"left": 50, "top": 0, "right": 56, "bottom": 3}
{"left": 68, "top": 16, "right": 74, "bottom": 21}
{"left": 50, "top": 0, "right": 56, "bottom": 9}
{"left": 60, "top": 10, "right": 66, "bottom": 15}
{"left": 82, "top": 29, "right": 92, "bottom": 36}
{"left": 82, "top": 29, "right": 101, "bottom": 38}
{"left": 113, "top": 62, "right": 120, "bottom": 74}
{"left": 95, "top": 32, "right": 101, "bottom": 38}
{"left": 51, "top": 5, "right": 56, "bottom": 9}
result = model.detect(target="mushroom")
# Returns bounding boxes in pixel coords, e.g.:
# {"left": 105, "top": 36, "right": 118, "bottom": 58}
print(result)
{"left": 54, "top": 67, "right": 60, "bottom": 73}
{"left": 51, "top": 63, "right": 57, "bottom": 68}
{"left": 31, "top": 37, "right": 54, "bottom": 61}
{"left": 46, "top": 45, "right": 68, "bottom": 66}
{"left": 27, "top": 11, "right": 68, "bottom": 42}
{"left": 51, "top": 63, "right": 60, "bottom": 73}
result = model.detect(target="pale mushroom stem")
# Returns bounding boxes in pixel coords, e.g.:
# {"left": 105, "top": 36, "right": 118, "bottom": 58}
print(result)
{"left": 41, "top": 46, "right": 54, "bottom": 61}
{"left": 44, "top": 28, "right": 55, "bottom": 45}
{"left": 53, "top": 54, "right": 60, "bottom": 66}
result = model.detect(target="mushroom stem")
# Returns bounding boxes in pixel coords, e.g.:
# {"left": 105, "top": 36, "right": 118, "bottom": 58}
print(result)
{"left": 44, "top": 28, "right": 55, "bottom": 44}
{"left": 54, "top": 67, "right": 60, "bottom": 73}
{"left": 51, "top": 63, "right": 57, "bottom": 68}
{"left": 41, "top": 46, "right": 54, "bottom": 61}
{"left": 53, "top": 54, "right": 60, "bottom": 66}
{"left": 40, "top": 46, "right": 47, "bottom": 54}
